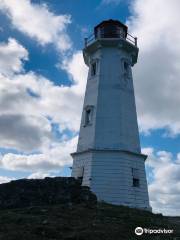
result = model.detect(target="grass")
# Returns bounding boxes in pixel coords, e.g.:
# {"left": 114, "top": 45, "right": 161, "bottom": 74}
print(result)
{"left": 0, "top": 202, "right": 179, "bottom": 240}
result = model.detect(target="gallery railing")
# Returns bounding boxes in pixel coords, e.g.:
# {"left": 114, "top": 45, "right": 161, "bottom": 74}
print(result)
{"left": 84, "top": 32, "right": 137, "bottom": 47}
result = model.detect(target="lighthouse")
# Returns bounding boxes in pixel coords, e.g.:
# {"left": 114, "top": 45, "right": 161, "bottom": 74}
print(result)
{"left": 71, "top": 19, "right": 151, "bottom": 210}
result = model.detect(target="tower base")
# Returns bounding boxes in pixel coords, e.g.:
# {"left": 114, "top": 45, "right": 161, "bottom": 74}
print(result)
{"left": 71, "top": 148, "right": 151, "bottom": 211}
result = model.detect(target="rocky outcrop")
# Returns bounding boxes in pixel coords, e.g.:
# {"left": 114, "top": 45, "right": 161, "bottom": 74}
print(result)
{"left": 0, "top": 177, "right": 97, "bottom": 209}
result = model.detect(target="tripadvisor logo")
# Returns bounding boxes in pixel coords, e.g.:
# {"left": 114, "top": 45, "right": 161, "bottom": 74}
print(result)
{"left": 135, "top": 227, "right": 143, "bottom": 235}
{"left": 135, "top": 227, "right": 174, "bottom": 235}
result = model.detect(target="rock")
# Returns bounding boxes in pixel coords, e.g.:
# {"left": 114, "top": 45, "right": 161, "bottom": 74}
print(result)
{"left": 42, "top": 220, "right": 48, "bottom": 225}
{"left": 0, "top": 177, "right": 97, "bottom": 209}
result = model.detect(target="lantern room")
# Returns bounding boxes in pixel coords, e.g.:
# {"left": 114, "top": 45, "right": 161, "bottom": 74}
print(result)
{"left": 94, "top": 19, "right": 128, "bottom": 39}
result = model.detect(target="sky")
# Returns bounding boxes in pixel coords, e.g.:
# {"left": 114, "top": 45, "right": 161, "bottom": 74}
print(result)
{"left": 0, "top": 0, "right": 180, "bottom": 216}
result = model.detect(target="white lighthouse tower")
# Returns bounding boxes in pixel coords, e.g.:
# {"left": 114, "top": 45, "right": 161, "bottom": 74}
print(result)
{"left": 71, "top": 19, "right": 151, "bottom": 210}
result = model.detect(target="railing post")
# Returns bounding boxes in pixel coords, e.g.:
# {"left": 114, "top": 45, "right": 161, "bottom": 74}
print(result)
{"left": 135, "top": 37, "right": 137, "bottom": 46}
{"left": 84, "top": 37, "right": 88, "bottom": 47}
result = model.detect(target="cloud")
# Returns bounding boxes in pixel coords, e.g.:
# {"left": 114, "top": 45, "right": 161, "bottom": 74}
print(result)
{"left": 61, "top": 51, "right": 88, "bottom": 95}
{"left": 0, "top": 113, "right": 51, "bottom": 152}
{"left": 27, "top": 172, "right": 54, "bottom": 179}
{"left": 0, "top": 38, "right": 82, "bottom": 171}
{"left": 0, "top": 38, "right": 28, "bottom": 76}
{"left": 0, "top": 71, "right": 52, "bottom": 152}
{"left": 0, "top": 1, "right": 87, "bottom": 176}
{"left": 143, "top": 148, "right": 180, "bottom": 216}
{"left": 0, "top": 39, "right": 52, "bottom": 152}
{"left": 1, "top": 136, "right": 77, "bottom": 172}
{"left": 0, "top": 39, "right": 87, "bottom": 152}
{"left": 0, "top": 0, "right": 72, "bottom": 51}
{"left": 127, "top": 0, "right": 180, "bottom": 135}
{"left": 0, "top": 176, "right": 14, "bottom": 184}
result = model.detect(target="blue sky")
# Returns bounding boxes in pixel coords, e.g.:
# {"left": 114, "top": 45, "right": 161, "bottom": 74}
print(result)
{"left": 0, "top": 0, "right": 130, "bottom": 84}
{"left": 0, "top": 0, "right": 180, "bottom": 216}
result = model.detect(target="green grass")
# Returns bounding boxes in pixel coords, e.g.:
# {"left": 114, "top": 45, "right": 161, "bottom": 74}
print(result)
{"left": 0, "top": 202, "right": 179, "bottom": 240}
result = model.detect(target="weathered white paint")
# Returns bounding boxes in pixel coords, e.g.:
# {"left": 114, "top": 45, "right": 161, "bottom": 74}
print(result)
{"left": 71, "top": 32, "right": 151, "bottom": 211}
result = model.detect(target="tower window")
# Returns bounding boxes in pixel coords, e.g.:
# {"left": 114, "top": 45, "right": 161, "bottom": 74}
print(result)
{"left": 84, "top": 105, "right": 94, "bottom": 126}
{"left": 122, "top": 59, "right": 130, "bottom": 78}
{"left": 132, "top": 168, "right": 140, "bottom": 187}
{"left": 133, "top": 178, "right": 140, "bottom": 187}
{"left": 124, "top": 61, "right": 129, "bottom": 71}
{"left": 85, "top": 109, "right": 91, "bottom": 125}
{"left": 91, "top": 62, "right": 97, "bottom": 76}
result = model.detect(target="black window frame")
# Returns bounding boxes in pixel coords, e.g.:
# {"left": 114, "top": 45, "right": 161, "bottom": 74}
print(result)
{"left": 133, "top": 178, "right": 140, "bottom": 187}
{"left": 132, "top": 168, "right": 140, "bottom": 188}
{"left": 84, "top": 105, "right": 94, "bottom": 127}
{"left": 91, "top": 61, "right": 97, "bottom": 76}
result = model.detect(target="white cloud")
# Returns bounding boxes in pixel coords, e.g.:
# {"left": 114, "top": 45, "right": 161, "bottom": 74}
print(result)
{"left": 0, "top": 38, "right": 28, "bottom": 76}
{"left": 128, "top": 0, "right": 180, "bottom": 135}
{"left": 0, "top": 176, "right": 14, "bottom": 184}
{"left": 143, "top": 148, "right": 180, "bottom": 216}
{"left": 27, "top": 172, "right": 54, "bottom": 179}
{"left": 0, "top": 113, "right": 51, "bottom": 152}
{"left": 0, "top": 0, "right": 72, "bottom": 51}
{"left": 0, "top": 39, "right": 52, "bottom": 152}
{"left": 0, "top": 2, "right": 86, "bottom": 178}
{"left": 0, "top": 50, "right": 86, "bottom": 172}
{"left": 1, "top": 136, "right": 77, "bottom": 172}
{"left": 0, "top": 38, "right": 88, "bottom": 182}
{"left": 61, "top": 51, "right": 88, "bottom": 95}
{"left": 0, "top": 39, "right": 87, "bottom": 152}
